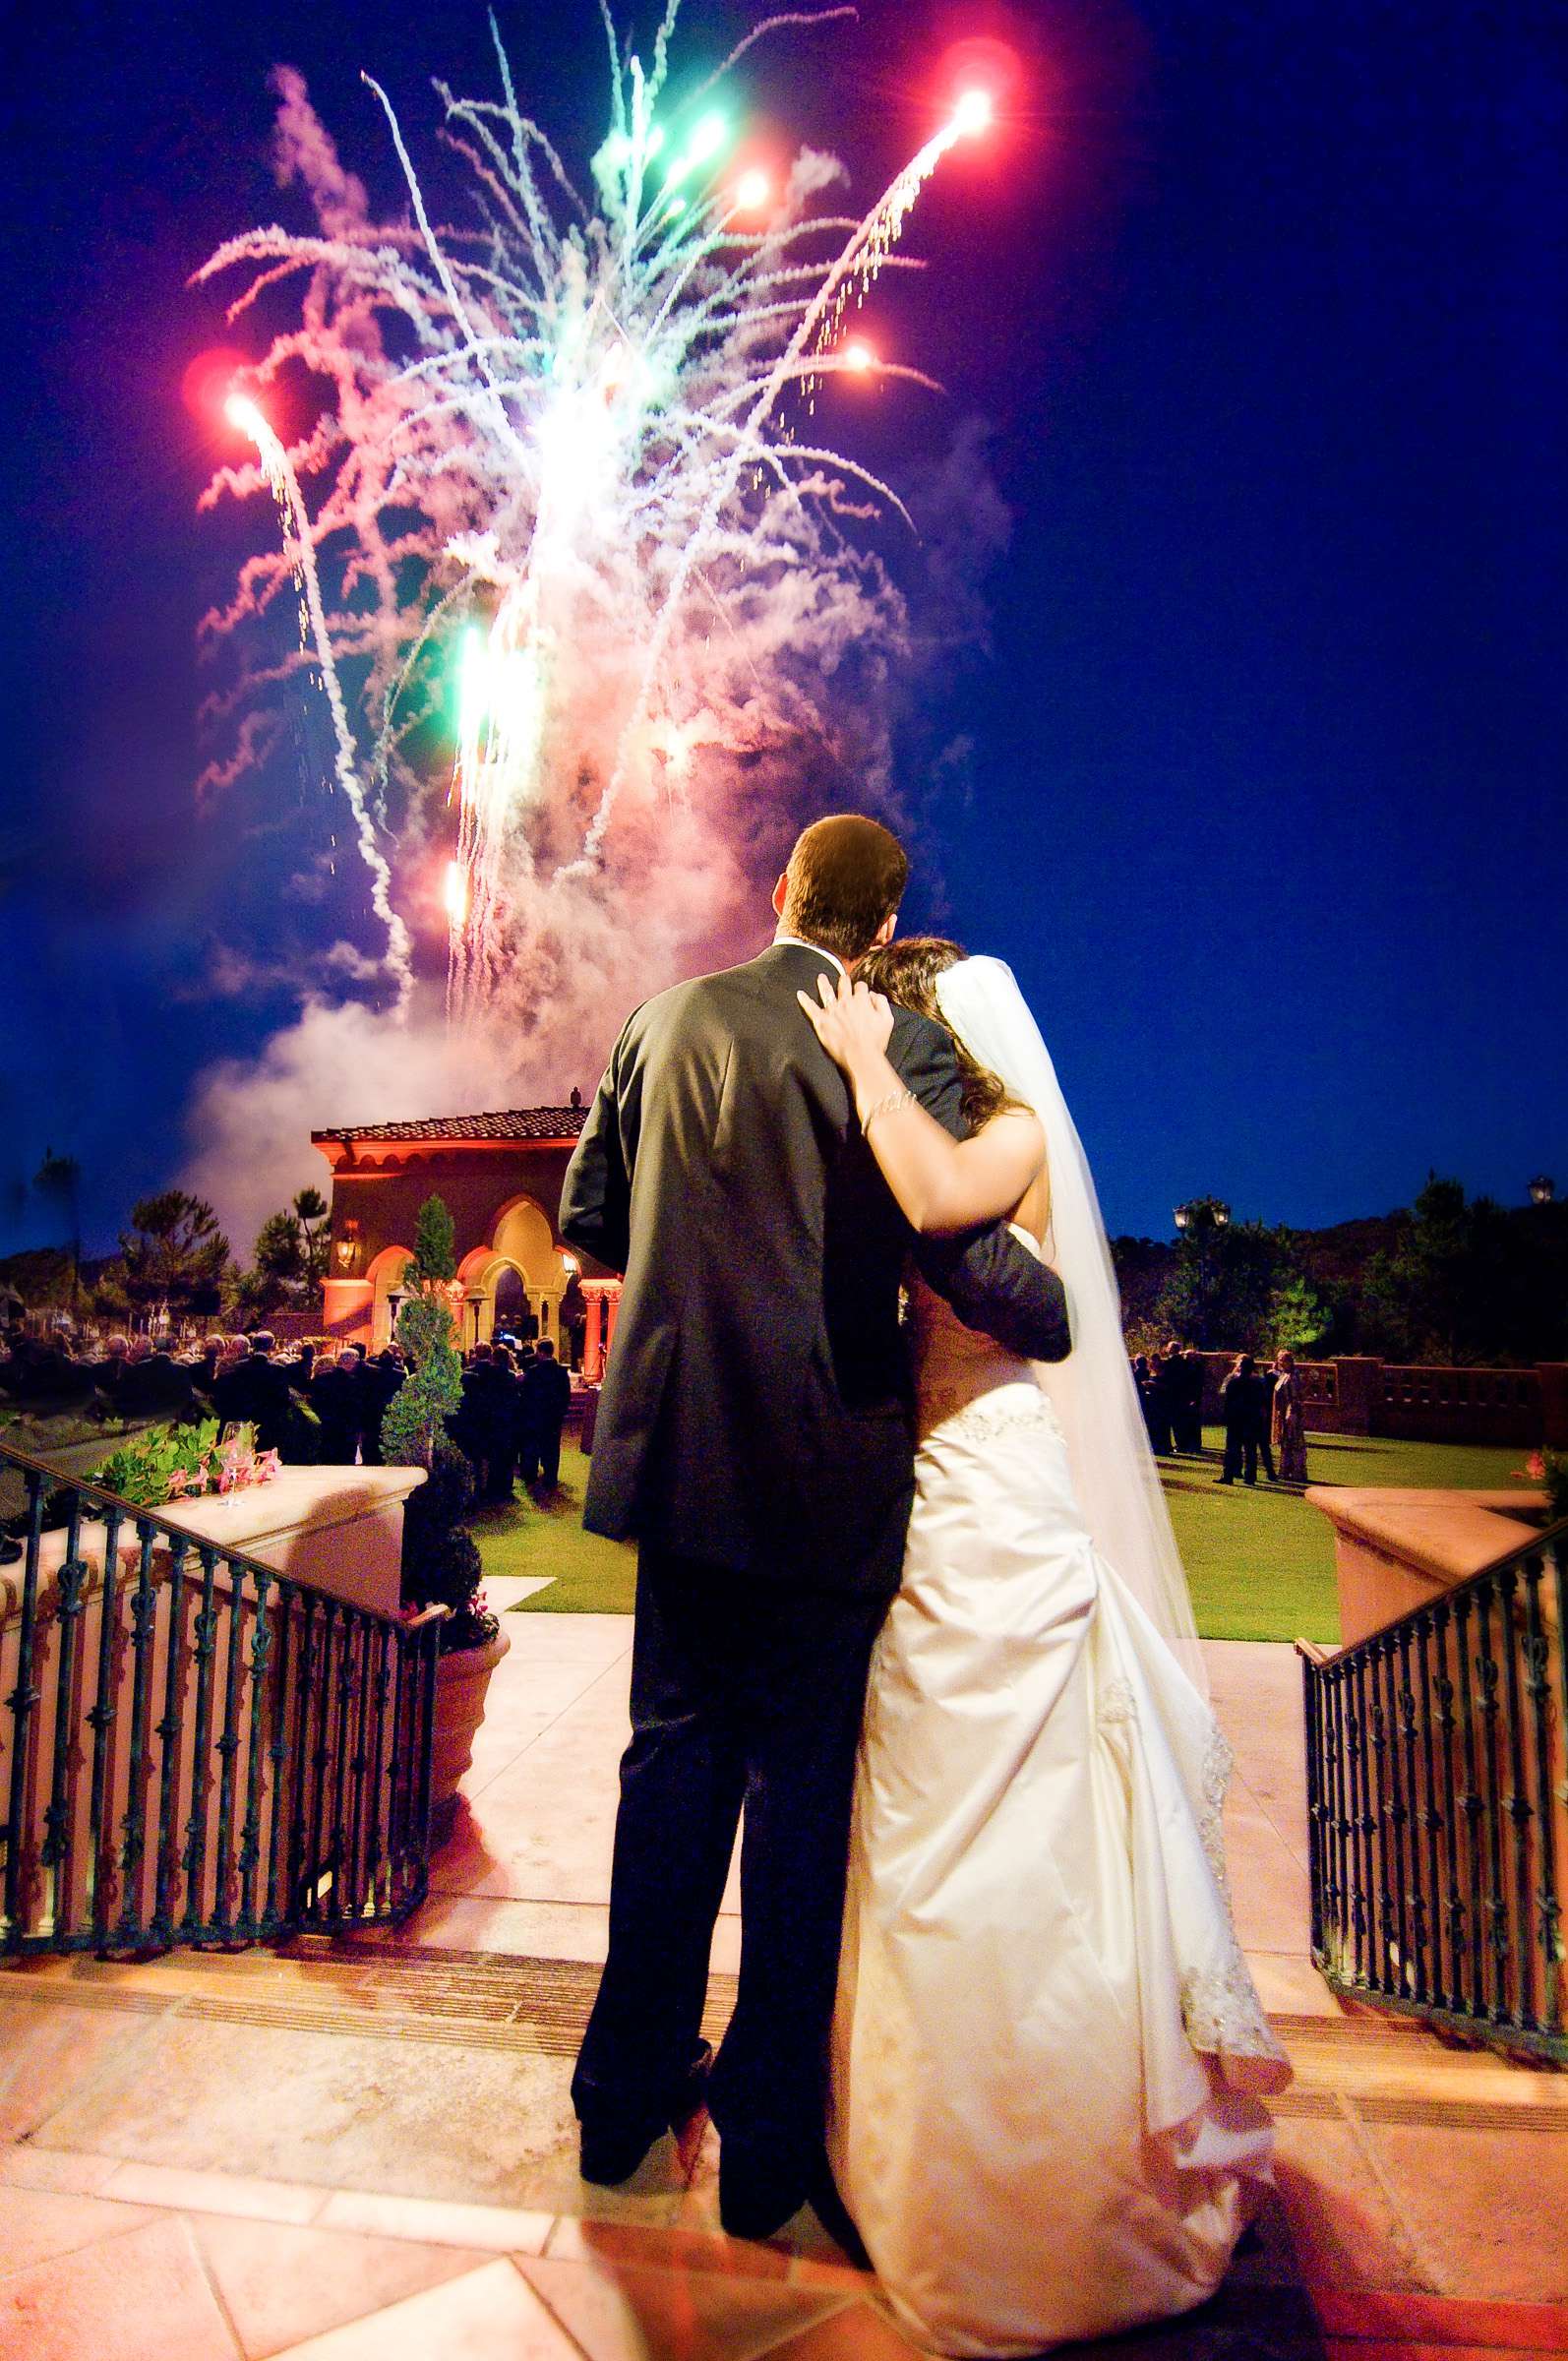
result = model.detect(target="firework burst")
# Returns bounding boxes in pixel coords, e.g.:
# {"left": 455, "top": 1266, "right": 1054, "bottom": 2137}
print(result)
{"left": 198, "top": 4, "right": 993, "bottom": 1035}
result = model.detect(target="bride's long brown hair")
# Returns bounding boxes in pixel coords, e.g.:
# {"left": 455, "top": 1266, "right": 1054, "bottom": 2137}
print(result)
{"left": 857, "top": 937, "right": 1025, "bottom": 1132}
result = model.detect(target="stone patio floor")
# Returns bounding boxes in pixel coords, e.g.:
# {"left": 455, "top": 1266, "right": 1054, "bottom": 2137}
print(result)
{"left": 2, "top": 1595, "right": 1565, "bottom": 2360}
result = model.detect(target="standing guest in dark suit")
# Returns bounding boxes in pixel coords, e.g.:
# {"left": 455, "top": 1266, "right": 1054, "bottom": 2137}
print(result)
{"left": 211, "top": 1333, "right": 293, "bottom": 1452}
{"left": 1218, "top": 1353, "right": 1265, "bottom": 1484}
{"left": 521, "top": 1341, "right": 573, "bottom": 1491}
{"left": 310, "top": 1350, "right": 364, "bottom": 1464}
{"left": 487, "top": 1344, "right": 521, "bottom": 1499}
{"left": 560, "top": 814, "right": 1071, "bottom": 2240}
{"left": 1144, "top": 1349, "right": 1175, "bottom": 1455}
{"left": 1173, "top": 1345, "right": 1206, "bottom": 1456}
{"left": 455, "top": 1344, "right": 513, "bottom": 1500}
{"left": 357, "top": 1349, "right": 404, "bottom": 1465}
{"left": 1131, "top": 1353, "right": 1157, "bottom": 1447}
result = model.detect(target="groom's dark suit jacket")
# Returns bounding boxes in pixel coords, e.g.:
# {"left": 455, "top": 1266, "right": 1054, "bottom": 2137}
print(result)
{"left": 561, "top": 940, "right": 1071, "bottom": 1599}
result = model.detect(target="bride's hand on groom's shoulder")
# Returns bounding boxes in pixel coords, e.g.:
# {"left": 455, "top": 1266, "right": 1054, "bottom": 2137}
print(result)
{"left": 798, "top": 971, "right": 894, "bottom": 1075}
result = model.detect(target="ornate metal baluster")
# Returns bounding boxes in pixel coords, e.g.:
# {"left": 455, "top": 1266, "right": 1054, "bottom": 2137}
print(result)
{"left": 1453, "top": 1590, "right": 1486, "bottom": 2014}
{"left": 1431, "top": 1602, "right": 1465, "bottom": 2014}
{"left": 363, "top": 1622, "right": 392, "bottom": 1915}
{"left": 305, "top": 1598, "right": 337, "bottom": 1922}
{"left": 285, "top": 1592, "right": 318, "bottom": 1918}
{"left": 238, "top": 1567, "right": 273, "bottom": 1942}
{"left": 1415, "top": 1604, "right": 1447, "bottom": 2012}
{"left": 116, "top": 1524, "right": 159, "bottom": 1945}
{"left": 1364, "top": 1649, "right": 1394, "bottom": 1993}
{"left": 41, "top": 1488, "right": 90, "bottom": 1941}
{"left": 86, "top": 1503, "right": 125, "bottom": 1941}
{"left": 211, "top": 1553, "right": 249, "bottom": 1937}
{"left": 1331, "top": 1661, "right": 1355, "bottom": 1974}
{"left": 1301, "top": 1651, "right": 1325, "bottom": 1963}
{"left": 3, "top": 1470, "right": 49, "bottom": 1946}
{"left": 1497, "top": 1565, "right": 1538, "bottom": 2030}
{"left": 179, "top": 1546, "right": 222, "bottom": 1936}
{"left": 261, "top": 1581, "right": 292, "bottom": 1934}
{"left": 1346, "top": 1654, "right": 1371, "bottom": 1985}
{"left": 1378, "top": 1634, "right": 1412, "bottom": 1994}
{"left": 151, "top": 1542, "right": 191, "bottom": 1948}
{"left": 1395, "top": 1624, "right": 1428, "bottom": 2002}
{"left": 386, "top": 1629, "right": 410, "bottom": 1912}
{"left": 412, "top": 1617, "right": 441, "bottom": 1899}
{"left": 344, "top": 1614, "right": 373, "bottom": 1921}
{"left": 328, "top": 1601, "right": 356, "bottom": 1928}
{"left": 1520, "top": 1548, "right": 1561, "bottom": 2041}
{"left": 1471, "top": 1578, "right": 1511, "bottom": 2025}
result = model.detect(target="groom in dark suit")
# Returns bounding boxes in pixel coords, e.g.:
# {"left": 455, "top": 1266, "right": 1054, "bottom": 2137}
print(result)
{"left": 561, "top": 815, "right": 1071, "bottom": 2239}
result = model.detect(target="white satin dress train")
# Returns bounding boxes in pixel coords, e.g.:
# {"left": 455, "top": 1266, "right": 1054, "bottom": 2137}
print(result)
{"left": 827, "top": 1245, "right": 1290, "bottom": 2356}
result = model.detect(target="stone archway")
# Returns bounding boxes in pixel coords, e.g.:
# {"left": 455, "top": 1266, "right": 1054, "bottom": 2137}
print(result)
{"left": 366, "top": 1245, "right": 414, "bottom": 1351}
{"left": 455, "top": 1194, "right": 573, "bottom": 1356}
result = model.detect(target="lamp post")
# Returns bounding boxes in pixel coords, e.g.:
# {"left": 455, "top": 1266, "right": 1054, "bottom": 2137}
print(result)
{"left": 1529, "top": 1175, "right": 1556, "bottom": 1206}
{"left": 1174, "top": 1196, "right": 1231, "bottom": 1237}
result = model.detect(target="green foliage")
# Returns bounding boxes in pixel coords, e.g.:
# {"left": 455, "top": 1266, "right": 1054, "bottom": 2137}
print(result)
{"left": 409, "top": 1194, "right": 457, "bottom": 1286}
{"left": 1267, "top": 1268, "right": 1334, "bottom": 1354}
{"left": 254, "top": 1211, "right": 306, "bottom": 1288}
{"left": 229, "top": 1188, "right": 335, "bottom": 1323}
{"left": 93, "top": 1192, "right": 231, "bottom": 1323}
{"left": 91, "top": 1419, "right": 223, "bottom": 1509}
{"left": 1360, "top": 1176, "right": 1568, "bottom": 1364}
{"left": 1152, "top": 1221, "right": 1282, "bottom": 1352}
{"left": 0, "top": 1247, "right": 79, "bottom": 1312}
{"left": 380, "top": 1193, "right": 495, "bottom": 1653}
{"left": 293, "top": 1188, "right": 332, "bottom": 1285}
{"left": 381, "top": 1293, "right": 463, "bottom": 1469}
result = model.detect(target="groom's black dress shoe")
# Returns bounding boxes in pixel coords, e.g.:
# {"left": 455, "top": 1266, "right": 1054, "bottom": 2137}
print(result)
{"left": 577, "top": 2041, "right": 713, "bottom": 2187}
{"left": 717, "top": 2139, "right": 810, "bottom": 2242}
{"left": 806, "top": 2154, "right": 872, "bottom": 2269}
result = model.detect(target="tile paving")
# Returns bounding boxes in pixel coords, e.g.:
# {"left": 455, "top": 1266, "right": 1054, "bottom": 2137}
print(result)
{"left": 1, "top": 1627, "right": 1563, "bottom": 2358}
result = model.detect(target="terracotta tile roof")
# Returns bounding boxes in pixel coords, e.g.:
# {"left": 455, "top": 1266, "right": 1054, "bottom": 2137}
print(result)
{"left": 312, "top": 1105, "right": 588, "bottom": 1145}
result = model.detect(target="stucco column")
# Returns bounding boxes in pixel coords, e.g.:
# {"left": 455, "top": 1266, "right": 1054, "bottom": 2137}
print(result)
{"left": 1538, "top": 1364, "right": 1568, "bottom": 1449}
{"left": 581, "top": 1289, "right": 606, "bottom": 1383}
{"left": 1334, "top": 1359, "right": 1383, "bottom": 1436}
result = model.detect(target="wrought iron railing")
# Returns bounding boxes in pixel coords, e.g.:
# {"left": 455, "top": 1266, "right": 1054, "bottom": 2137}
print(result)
{"left": 1299, "top": 1517, "right": 1567, "bottom": 2063}
{"left": 0, "top": 1441, "right": 443, "bottom": 1957}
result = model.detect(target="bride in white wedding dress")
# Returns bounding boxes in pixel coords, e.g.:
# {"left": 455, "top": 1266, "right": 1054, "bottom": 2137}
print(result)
{"left": 799, "top": 942, "right": 1290, "bottom": 2359}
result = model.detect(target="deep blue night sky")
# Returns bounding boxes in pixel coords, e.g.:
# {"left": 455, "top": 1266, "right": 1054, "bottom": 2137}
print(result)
{"left": 3, "top": 0, "right": 1564, "bottom": 1252}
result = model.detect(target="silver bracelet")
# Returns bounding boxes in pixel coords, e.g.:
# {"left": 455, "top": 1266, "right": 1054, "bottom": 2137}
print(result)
{"left": 861, "top": 1086, "right": 917, "bottom": 1135}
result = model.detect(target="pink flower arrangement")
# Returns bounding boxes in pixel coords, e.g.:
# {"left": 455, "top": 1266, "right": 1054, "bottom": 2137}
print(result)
{"left": 214, "top": 1429, "right": 281, "bottom": 1494}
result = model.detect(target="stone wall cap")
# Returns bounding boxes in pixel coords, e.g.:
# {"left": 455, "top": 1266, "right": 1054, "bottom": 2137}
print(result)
{"left": 158, "top": 1464, "right": 428, "bottom": 1550}
{"left": 1303, "top": 1484, "right": 1546, "bottom": 1583}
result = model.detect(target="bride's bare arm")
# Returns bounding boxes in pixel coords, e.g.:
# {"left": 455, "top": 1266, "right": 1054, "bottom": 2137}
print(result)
{"left": 800, "top": 973, "right": 1045, "bottom": 1235}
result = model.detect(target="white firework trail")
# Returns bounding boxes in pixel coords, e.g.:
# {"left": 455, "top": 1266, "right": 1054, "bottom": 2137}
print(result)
{"left": 223, "top": 393, "right": 416, "bottom": 1011}
{"left": 197, "top": 4, "right": 994, "bottom": 1032}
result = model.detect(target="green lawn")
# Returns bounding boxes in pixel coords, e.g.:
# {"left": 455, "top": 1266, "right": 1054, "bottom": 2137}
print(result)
{"left": 470, "top": 1441, "right": 638, "bottom": 1613}
{"left": 476, "top": 1427, "right": 1530, "bottom": 1644}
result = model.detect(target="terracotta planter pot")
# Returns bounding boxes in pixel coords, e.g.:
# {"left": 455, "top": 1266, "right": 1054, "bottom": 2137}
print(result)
{"left": 428, "top": 1624, "right": 512, "bottom": 1847}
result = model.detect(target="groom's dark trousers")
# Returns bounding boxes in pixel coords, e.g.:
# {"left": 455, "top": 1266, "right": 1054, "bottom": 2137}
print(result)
{"left": 561, "top": 941, "right": 1070, "bottom": 2199}
{"left": 577, "top": 1548, "right": 886, "bottom": 2173}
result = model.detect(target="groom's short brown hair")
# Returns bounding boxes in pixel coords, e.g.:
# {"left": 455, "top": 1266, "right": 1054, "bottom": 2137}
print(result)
{"left": 779, "top": 815, "right": 909, "bottom": 962}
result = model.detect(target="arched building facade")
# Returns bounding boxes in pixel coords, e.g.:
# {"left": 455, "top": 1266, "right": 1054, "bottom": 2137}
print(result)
{"left": 312, "top": 1103, "right": 622, "bottom": 1374}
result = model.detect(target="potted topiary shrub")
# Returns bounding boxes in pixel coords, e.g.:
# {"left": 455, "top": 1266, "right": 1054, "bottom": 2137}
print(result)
{"left": 380, "top": 1193, "right": 509, "bottom": 1844}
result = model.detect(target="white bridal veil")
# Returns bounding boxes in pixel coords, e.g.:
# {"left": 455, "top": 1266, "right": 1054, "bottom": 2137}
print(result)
{"left": 935, "top": 955, "right": 1206, "bottom": 1691}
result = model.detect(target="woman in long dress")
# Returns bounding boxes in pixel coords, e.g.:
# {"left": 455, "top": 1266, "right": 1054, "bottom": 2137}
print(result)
{"left": 1272, "top": 1350, "right": 1310, "bottom": 1484}
{"left": 799, "top": 941, "right": 1289, "bottom": 2359}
